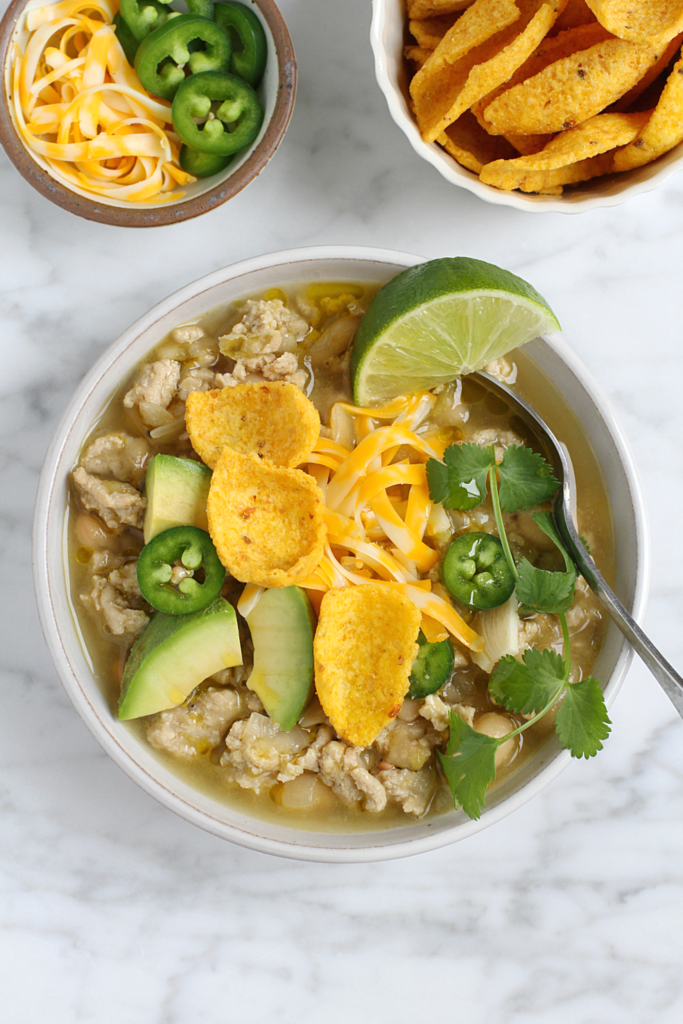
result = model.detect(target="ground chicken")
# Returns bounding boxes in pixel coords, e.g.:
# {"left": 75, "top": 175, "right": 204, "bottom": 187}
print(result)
{"left": 216, "top": 352, "right": 307, "bottom": 391}
{"left": 123, "top": 359, "right": 180, "bottom": 409}
{"left": 446, "top": 507, "right": 495, "bottom": 535}
{"left": 73, "top": 467, "right": 146, "bottom": 530}
{"left": 147, "top": 687, "right": 244, "bottom": 758}
{"left": 565, "top": 576, "right": 602, "bottom": 633}
{"left": 374, "top": 718, "right": 439, "bottom": 771}
{"left": 172, "top": 324, "right": 205, "bottom": 345}
{"left": 177, "top": 367, "right": 217, "bottom": 402}
{"left": 277, "top": 725, "right": 335, "bottom": 782}
{"left": 519, "top": 617, "right": 541, "bottom": 649}
{"left": 378, "top": 766, "right": 437, "bottom": 816}
{"left": 89, "top": 550, "right": 122, "bottom": 574}
{"left": 218, "top": 299, "right": 309, "bottom": 359}
{"left": 419, "top": 694, "right": 451, "bottom": 733}
{"left": 419, "top": 694, "right": 476, "bottom": 733}
{"left": 80, "top": 432, "right": 149, "bottom": 485}
{"left": 220, "top": 714, "right": 312, "bottom": 792}
{"left": 466, "top": 426, "right": 524, "bottom": 464}
{"left": 84, "top": 574, "right": 148, "bottom": 637}
{"left": 108, "top": 562, "right": 143, "bottom": 602}
{"left": 483, "top": 356, "right": 515, "bottom": 384}
{"left": 318, "top": 741, "right": 387, "bottom": 812}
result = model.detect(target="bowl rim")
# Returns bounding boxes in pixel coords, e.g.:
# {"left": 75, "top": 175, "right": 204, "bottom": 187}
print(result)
{"left": 369, "top": 0, "right": 683, "bottom": 215}
{"left": 32, "top": 245, "right": 651, "bottom": 861}
{"left": 0, "top": 0, "right": 296, "bottom": 227}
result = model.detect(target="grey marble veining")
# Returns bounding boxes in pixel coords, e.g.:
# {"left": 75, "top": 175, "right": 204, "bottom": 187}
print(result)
{"left": 2, "top": 0, "right": 683, "bottom": 1020}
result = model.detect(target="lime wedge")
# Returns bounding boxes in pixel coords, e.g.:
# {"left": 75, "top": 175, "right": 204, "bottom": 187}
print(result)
{"left": 351, "top": 258, "right": 560, "bottom": 405}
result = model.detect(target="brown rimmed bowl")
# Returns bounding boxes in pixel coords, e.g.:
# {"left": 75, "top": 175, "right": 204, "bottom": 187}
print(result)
{"left": 0, "top": 0, "right": 296, "bottom": 227}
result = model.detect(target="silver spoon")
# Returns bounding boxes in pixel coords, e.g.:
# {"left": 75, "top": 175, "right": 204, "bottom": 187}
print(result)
{"left": 475, "top": 370, "right": 683, "bottom": 718}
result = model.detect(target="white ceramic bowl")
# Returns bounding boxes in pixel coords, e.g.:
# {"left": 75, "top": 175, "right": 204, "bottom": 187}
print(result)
{"left": 370, "top": 0, "right": 683, "bottom": 214}
{"left": 33, "top": 245, "right": 649, "bottom": 861}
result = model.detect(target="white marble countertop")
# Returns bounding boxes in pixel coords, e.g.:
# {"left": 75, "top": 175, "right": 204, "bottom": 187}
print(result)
{"left": 3, "top": 0, "right": 683, "bottom": 1019}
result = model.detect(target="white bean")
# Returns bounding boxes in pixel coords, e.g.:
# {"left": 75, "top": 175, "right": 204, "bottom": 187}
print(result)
{"left": 188, "top": 338, "right": 218, "bottom": 367}
{"left": 172, "top": 324, "right": 204, "bottom": 344}
{"left": 475, "top": 712, "right": 518, "bottom": 769}
{"left": 277, "top": 774, "right": 337, "bottom": 810}
{"left": 156, "top": 341, "right": 187, "bottom": 361}
{"left": 75, "top": 514, "right": 114, "bottom": 551}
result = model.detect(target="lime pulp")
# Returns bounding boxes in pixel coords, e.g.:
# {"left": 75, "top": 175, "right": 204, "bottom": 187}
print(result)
{"left": 350, "top": 257, "right": 560, "bottom": 405}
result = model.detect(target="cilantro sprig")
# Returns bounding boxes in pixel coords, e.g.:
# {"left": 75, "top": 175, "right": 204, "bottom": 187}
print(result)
{"left": 426, "top": 440, "right": 611, "bottom": 820}
{"left": 439, "top": 617, "right": 611, "bottom": 819}
{"left": 426, "top": 442, "right": 560, "bottom": 515}
{"left": 427, "top": 442, "right": 571, "bottom": 614}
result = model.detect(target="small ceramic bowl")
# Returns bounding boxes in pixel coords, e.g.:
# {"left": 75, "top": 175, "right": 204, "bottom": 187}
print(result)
{"left": 370, "top": 0, "right": 683, "bottom": 214}
{"left": 0, "top": 0, "right": 295, "bottom": 227}
{"left": 33, "top": 245, "right": 649, "bottom": 862}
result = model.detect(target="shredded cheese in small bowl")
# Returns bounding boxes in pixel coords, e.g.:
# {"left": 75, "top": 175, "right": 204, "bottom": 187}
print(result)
{"left": 9, "top": 0, "right": 196, "bottom": 204}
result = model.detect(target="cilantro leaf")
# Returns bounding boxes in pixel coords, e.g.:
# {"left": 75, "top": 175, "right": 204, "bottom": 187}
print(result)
{"left": 513, "top": 511, "right": 577, "bottom": 612}
{"left": 424, "top": 458, "right": 450, "bottom": 506}
{"left": 555, "top": 677, "right": 611, "bottom": 758}
{"left": 438, "top": 710, "right": 498, "bottom": 820}
{"left": 426, "top": 443, "right": 494, "bottom": 511}
{"left": 531, "top": 511, "right": 575, "bottom": 574}
{"left": 498, "top": 445, "right": 560, "bottom": 513}
{"left": 515, "top": 558, "right": 576, "bottom": 614}
{"left": 489, "top": 648, "right": 566, "bottom": 715}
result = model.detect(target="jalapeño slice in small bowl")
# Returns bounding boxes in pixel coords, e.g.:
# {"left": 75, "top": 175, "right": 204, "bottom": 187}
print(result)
{"left": 442, "top": 532, "right": 515, "bottom": 611}
{"left": 119, "top": 0, "right": 173, "bottom": 45}
{"left": 172, "top": 70, "right": 264, "bottom": 155}
{"left": 137, "top": 525, "right": 226, "bottom": 615}
{"left": 179, "top": 145, "right": 232, "bottom": 178}
{"left": 134, "top": 15, "right": 232, "bottom": 101}
{"left": 214, "top": 1, "right": 267, "bottom": 88}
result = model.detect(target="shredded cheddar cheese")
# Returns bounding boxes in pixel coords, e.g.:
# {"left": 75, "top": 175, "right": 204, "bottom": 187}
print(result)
{"left": 10, "top": 0, "right": 195, "bottom": 204}
{"left": 298, "top": 394, "right": 483, "bottom": 654}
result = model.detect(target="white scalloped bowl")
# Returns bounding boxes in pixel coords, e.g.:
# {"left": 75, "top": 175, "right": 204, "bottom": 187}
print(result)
{"left": 370, "top": 0, "right": 683, "bottom": 214}
{"left": 33, "top": 246, "right": 649, "bottom": 862}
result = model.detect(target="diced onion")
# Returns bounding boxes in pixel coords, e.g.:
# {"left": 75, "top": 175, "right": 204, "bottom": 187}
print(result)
{"left": 470, "top": 595, "right": 519, "bottom": 673}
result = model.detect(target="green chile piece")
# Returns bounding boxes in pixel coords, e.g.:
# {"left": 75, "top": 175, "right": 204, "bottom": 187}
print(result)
{"left": 214, "top": 1, "right": 267, "bottom": 87}
{"left": 407, "top": 631, "right": 455, "bottom": 699}
{"left": 119, "top": 0, "right": 173, "bottom": 44}
{"left": 137, "top": 525, "right": 226, "bottom": 615}
{"left": 172, "top": 70, "right": 263, "bottom": 155}
{"left": 179, "top": 145, "right": 232, "bottom": 177}
{"left": 134, "top": 15, "right": 231, "bottom": 100}
{"left": 442, "top": 532, "right": 515, "bottom": 611}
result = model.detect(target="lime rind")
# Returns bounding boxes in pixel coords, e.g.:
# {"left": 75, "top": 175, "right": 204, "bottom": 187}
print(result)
{"left": 351, "top": 258, "right": 560, "bottom": 405}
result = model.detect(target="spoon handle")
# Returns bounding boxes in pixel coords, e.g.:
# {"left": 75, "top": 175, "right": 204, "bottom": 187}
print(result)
{"left": 556, "top": 502, "right": 683, "bottom": 718}
{"left": 474, "top": 371, "right": 683, "bottom": 716}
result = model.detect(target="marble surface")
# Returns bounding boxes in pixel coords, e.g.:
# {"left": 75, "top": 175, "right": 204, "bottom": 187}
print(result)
{"left": 2, "top": 0, "right": 683, "bottom": 1020}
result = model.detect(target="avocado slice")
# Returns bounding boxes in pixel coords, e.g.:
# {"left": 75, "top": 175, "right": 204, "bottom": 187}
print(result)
{"left": 245, "top": 587, "right": 316, "bottom": 731}
{"left": 118, "top": 597, "right": 241, "bottom": 720}
{"left": 143, "top": 454, "right": 211, "bottom": 544}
